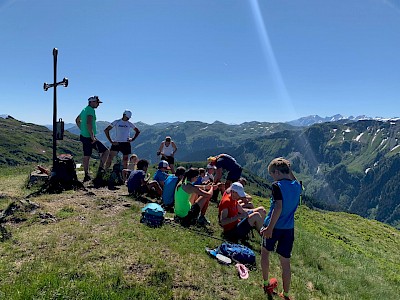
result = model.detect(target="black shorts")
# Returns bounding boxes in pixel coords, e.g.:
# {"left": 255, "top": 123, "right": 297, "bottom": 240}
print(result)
{"left": 262, "top": 228, "right": 294, "bottom": 258}
{"left": 161, "top": 155, "right": 175, "bottom": 165}
{"left": 110, "top": 142, "right": 131, "bottom": 155}
{"left": 180, "top": 203, "right": 201, "bottom": 226}
{"left": 224, "top": 218, "right": 252, "bottom": 241}
{"left": 227, "top": 167, "right": 242, "bottom": 182}
{"left": 80, "top": 135, "right": 108, "bottom": 156}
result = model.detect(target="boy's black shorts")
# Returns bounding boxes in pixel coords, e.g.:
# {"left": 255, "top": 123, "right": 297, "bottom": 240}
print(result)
{"left": 262, "top": 228, "right": 294, "bottom": 259}
{"left": 110, "top": 142, "right": 131, "bottom": 155}
{"left": 161, "top": 155, "right": 175, "bottom": 165}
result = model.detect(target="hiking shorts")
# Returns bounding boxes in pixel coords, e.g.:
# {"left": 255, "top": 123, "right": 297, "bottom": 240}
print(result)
{"left": 262, "top": 228, "right": 294, "bottom": 259}
{"left": 227, "top": 167, "right": 242, "bottom": 182}
{"left": 110, "top": 142, "right": 131, "bottom": 155}
{"left": 180, "top": 203, "right": 201, "bottom": 226}
{"left": 80, "top": 135, "right": 108, "bottom": 156}
{"left": 161, "top": 155, "right": 175, "bottom": 165}
{"left": 224, "top": 217, "right": 252, "bottom": 241}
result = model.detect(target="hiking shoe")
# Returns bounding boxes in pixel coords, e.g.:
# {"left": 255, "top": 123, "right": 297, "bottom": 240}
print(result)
{"left": 263, "top": 278, "right": 278, "bottom": 295}
{"left": 197, "top": 215, "right": 211, "bottom": 226}
{"left": 278, "top": 292, "right": 291, "bottom": 300}
{"left": 83, "top": 175, "right": 92, "bottom": 182}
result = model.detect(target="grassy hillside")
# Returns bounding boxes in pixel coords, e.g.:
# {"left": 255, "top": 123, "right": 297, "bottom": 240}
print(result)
{"left": 0, "top": 167, "right": 399, "bottom": 299}
{"left": 0, "top": 117, "right": 82, "bottom": 166}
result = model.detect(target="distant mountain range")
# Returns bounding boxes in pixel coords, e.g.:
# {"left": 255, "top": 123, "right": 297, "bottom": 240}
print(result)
{"left": 39, "top": 114, "right": 400, "bottom": 129}
{"left": 286, "top": 114, "right": 400, "bottom": 126}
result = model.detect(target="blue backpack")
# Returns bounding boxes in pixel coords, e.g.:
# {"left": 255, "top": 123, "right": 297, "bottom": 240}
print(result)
{"left": 218, "top": 242, "right": 256, "bottom": 265}
{"left": 140, "top": 203, "right": 165, "bottom": 227}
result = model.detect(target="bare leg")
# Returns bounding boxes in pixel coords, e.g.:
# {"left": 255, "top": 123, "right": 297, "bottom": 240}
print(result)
{"left": 122, "top": 155, "right": 129, "bottom": 169}
{"left": 195, "top": 195, "right": 211, "bottom": 216}
{"left": 105, "top": 150, "right": 116, "bottom": 169}
{"left": 100, "top": 149, "right": 110, "bottom": 169}
{"left": 247, "top": 212, "right": 263, "bottom": 231}
{"left": 83, "top": 156, "right": 90, "bottom": 175}
{"left": 279, "top": 255, "right": 291, "bottom": 294}
{"left": 148, "top": 181, "right": 162, "bottom": 197}
{"left": 252, "top": 206, "right": 267, "bottom": 220}
{"left": 261, "top": 247, "right": 270, "bottom": 282}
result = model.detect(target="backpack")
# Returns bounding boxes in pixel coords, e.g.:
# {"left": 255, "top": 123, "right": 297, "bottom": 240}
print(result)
{"left": 52, "top": 154, "right": 78, "bottom": 190}
{"left": 218, "top": 242, "right": 256, "bottom": 266}
{"left": 140, "top": 203, "right": 165, "bottom": 227}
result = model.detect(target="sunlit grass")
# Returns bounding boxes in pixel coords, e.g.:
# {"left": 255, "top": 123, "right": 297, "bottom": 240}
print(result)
{"left": 0, "top": 168, "right": 399, "bottom": 299}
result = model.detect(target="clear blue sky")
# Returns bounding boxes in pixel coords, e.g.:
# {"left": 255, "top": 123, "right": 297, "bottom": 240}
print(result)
{"left": 1, "top": 0, "right": 399, "bottom": 125}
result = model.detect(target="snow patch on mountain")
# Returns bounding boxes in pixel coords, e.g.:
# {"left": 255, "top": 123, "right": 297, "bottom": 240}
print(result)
{"left": 287, "top": 114, "right": 400, "bottom": 127}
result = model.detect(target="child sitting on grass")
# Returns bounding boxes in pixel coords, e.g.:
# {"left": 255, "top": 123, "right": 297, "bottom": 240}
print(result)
{"left": 127, "top": 159, "right": 162, "bottom": 198}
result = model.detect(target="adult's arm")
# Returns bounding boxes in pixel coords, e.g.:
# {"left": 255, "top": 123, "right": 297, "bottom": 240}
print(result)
{"left": 129, "top": 127, "right": 140, "bottom": 142}
{"left": 183, "top": 183, "right": 215, "bottom": 197}
{"left": 213, "top": 168, "right": 223, "bottom": 183}
{"left": 75, "top": 115, "right": 81, "bottom": 129}
{"left": 157, "top": 142, "right": 164, "bottom": 155}
{"left": 87, "top": 115, "right": 95, "bottom": 142}
{"left": 219, "top": 203, "right": 247, "bottom": 226}
{"left": 104, "top": 125, "right": 115, "bottom": 144}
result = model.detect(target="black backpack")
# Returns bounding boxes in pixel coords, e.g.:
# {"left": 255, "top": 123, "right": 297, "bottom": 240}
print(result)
{"left": 52, "top": 154, "right": 78, "bottom": 190}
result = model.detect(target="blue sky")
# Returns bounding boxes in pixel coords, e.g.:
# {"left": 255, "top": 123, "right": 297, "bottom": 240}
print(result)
{"left": 1, "top": 0, "right": 399, "bottom": 125}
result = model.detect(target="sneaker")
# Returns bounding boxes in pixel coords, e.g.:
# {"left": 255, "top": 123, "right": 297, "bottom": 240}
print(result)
{"left": 83, "top": 175, "right": 92, "bottom": 182}
{"left": 197, "top": 215, "right": 211, "bottom": 226}
{"left": 278, "top": 292, "right": 291, "bottom": 300}
{"left": 263, "top": 278, "right": 278, "bottom": 295}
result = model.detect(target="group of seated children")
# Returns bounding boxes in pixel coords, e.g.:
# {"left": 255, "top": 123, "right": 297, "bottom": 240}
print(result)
{"left": 126, "top": 157, "right": 266, "bottom": 242}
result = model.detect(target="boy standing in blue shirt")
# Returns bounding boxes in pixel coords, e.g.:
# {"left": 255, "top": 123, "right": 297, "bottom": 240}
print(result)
{"left": 260, "top": 158, "right": 301, "bottom": 300}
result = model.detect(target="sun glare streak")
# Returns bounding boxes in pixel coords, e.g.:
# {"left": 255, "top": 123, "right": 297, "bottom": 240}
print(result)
{"left": 248, "top": 0, "right": 296, "bottom": 117}
{"left": 249, "top": 0, "right": 339, "bottom": 204}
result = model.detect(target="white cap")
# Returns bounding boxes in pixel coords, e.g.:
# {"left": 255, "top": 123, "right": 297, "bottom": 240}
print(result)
{"left": 230, "top": 182, "right": 246, "bottom": 197}
{"left": 158, "top": 160, "right": 170, "bottom": 169}
{"left": 123, "top": 110, "right": 132, "bottom": 119}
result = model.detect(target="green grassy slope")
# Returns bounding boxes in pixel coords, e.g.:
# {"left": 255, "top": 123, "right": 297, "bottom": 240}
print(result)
{"left": 0, "top": 168, "right": 399, "bottom": 299}
{"left": 0, "top": 117, "right": 82, "bottom": 166}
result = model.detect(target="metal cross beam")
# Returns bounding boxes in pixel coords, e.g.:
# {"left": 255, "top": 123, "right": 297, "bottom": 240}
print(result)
{"left": 43, "top": 48, "right": 68, "bottom": 167}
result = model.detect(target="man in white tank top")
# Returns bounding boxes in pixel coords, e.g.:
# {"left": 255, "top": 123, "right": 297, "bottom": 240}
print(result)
{"left": 157, "top": 136, "right": 178, "bottom": 173}
{"left": 104, "top": 110, "right": 140, "bottom": 169}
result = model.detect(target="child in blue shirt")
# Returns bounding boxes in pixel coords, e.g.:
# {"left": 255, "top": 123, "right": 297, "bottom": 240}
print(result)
{"left": 153, "top": 160, "right": 169, "bottom": 188}
{"left": 260, "top": 157, "right": 301, "bottom": 300}
{"left": 193, "top": 168, "right": 206, "bottom": 185}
